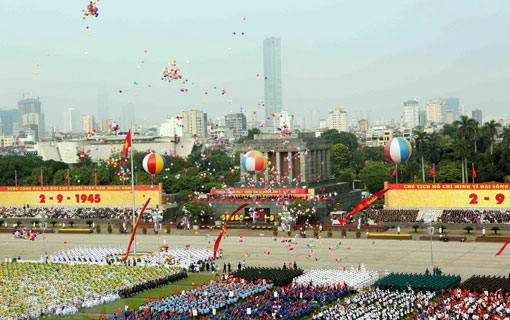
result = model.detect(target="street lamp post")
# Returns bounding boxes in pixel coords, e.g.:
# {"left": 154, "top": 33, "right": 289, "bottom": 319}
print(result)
{"left": 41, "top": 213, "right": 47, "bottom": 262}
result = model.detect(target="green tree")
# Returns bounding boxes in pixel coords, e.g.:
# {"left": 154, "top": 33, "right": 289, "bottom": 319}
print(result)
{"left": 483, "top": 120, "right": 501, "bottom": 155}
{"left": 414, "top": 129, "right": 428, "bottom": 182}
{"left": 359, "top": 162, "right": 391, "bottom": 194}
{"left": 330, "top": 144, "right": 352, "bottom": 178}
{"left": 453, "top": 138, "right": 471, "bottom": 183}
{"left": 501, "top": 128, "right": 510, "bottom": 149}
{"left": 321, "top": 130, "right": 359, "bottom": 151}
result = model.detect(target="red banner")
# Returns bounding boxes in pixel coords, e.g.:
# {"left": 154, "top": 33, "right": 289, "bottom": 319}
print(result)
{"left": 123, "top": 198, "right": 151, "bottom": 262}
{"left": 337, "top": 188, "right": 389, "bottom": 225}
{"left": 496, "top": 238, "right": 510, "bottom": 256}
{"left": 210, "top": 189, "right": 309, "bottom": 195}
{"left": 213, "top": 204, "right": 248, "bottom": 259}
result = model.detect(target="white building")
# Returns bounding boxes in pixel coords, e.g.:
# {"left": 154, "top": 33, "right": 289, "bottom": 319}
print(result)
{"left": 160, "top": 114, "right": 184, "bottom": 138}
{"left": 0, "top": 135, "right": 15, "bottom": 148}
{"left": 273, "top": 110, "right": 293, "bottom": 132}
{"left": 327, "top": 108, "right": 348, "bottom": 132}
{"left": 181, "top": 110, "right": 208, "bottom": 138}
{"left": 426, "top": 98, "right": 446, "bottom": 124}
{"left": 402, "top": 100, "right": 420, "bottom": 129}
{"left": 64, "top": 108, "right": 81, "bottom": 133}
{"left": 81, "top": 114, "right": 96, "bottom": 133}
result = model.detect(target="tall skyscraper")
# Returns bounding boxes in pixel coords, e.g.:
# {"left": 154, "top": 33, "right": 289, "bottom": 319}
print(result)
{"left": 18, "top": 97, "right": 45, "bottom": 140}
{"left": 426, "top": 98, "right": 446, "bottom": 124}
{"left": 64, "top": 108, "right": 81, "bottom": 133}
{"left": 402, "top": 99, "right": 420, "bottom": 129}
{"left": 181, "top": 110, "right": 208, "bottom": 138}
{"left": 444, "top": 98, "right": 460, "bottom": 121}
{"left": 357, "top": 119, "right": 369, "bottom": 132}
{"left": 81, "top": 114, "right": 96, "bottom": 133}
{"left": 97, "top": 88, "right": 109, "bottom": 121}
{"left": 0, "top": 109, "right": 19, "bottom": 135}
{"left": 472, "top": 109, "right": 483, "bottom": 124}
{"left": 263, "top": 37, "right": 282, "bottom": 126}
{"left": 121, "top": 104, "right": 135, "bottom": 129}
{"left": 327, "top": 108, "right": 348, "bottom": 132}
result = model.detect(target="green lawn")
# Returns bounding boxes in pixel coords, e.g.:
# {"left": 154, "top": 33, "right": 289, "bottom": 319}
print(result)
{"left": 38, "top": 273, "right": 214, "bottom": 319}
{"left": 461, "top": 232, "right": 477, "bottom": 235}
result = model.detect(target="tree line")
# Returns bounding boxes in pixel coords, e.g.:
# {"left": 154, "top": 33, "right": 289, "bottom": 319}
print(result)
{"left": 0, "top": 150, "right": 240, "bottom": 198}
{"left": 325, "top": 117, "right": 510, "bottom": 193}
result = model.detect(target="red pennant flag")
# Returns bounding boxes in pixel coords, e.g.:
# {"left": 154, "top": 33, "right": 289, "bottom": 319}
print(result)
{"left": 496, "top": 238, "right": 510, "bottom": 256}
{"left": 391, "top": 168, "right": 397, "bottom": 177}
{"left": 64, "top": 171, "right": 69, "bottom": 184}
{"left": 472, "top": 166, "right": 477, "bottom": 178}
{"left": 38, "top": 171, "right": 43, "bottom": 186}
{"left": 337, "top": 188, "right": 390, "bottom": 225}
{"left": 123, "top": 129, "right": 132, "bottom": 161}
{"left": 429, "top": 167, "right": 435, "bottom": 177}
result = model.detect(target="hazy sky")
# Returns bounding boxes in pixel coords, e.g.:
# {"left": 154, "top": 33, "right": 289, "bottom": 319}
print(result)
{"left": 1, "top": 0, "right": 510, "bottom": 129}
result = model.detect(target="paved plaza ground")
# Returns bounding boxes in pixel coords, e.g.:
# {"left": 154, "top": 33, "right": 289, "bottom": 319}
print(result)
{"left": 2, "top": 230, "right": 510, "bottom": 279}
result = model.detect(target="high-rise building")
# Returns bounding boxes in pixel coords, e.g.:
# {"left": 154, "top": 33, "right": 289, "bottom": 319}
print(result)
{"left": 160, "top": 114, "right": 184, "bottom": 138}
{"left": 357, "top": 119, "right": 369, "bottom": 132}
{"left": 81, "top": 114, "right": 96, "bottom": 133}
{"left": 419, "top": 110, "right": 427, "bottom": 128}
{"left": 64, "top": 108, "right": 81, "bottom": 133}
{"left": 426, "top": 98, "right": 446, "bottom": 124}
{"left": 445, "top": 110, "right": 454, "bottom": 124}
{"left": 181, "top": 110, "right": 208, "bottom": 138}
{"left": 225, "top": 113, "right": 247, "bottom": 131}
{"left": 327, "top": 108, "right": 348, "bottom": 132}
{"left": 305, "top": 110, "right": 320, "bottom": 131}
{"left": 0, "top": 109, "right": 19, "bottom": 135}
{"left": 18, "top": 97, "right": 45, "bottom": 140}
{"left": 245, "top": 110, "right": 258, "bottom": 129}
{"left": 263, "top": 37, "right": 282, "bottom": 126}
{"left": 445, "top": 98, "right": 460, "bottom": 121}
{"left": 319, "top": 119, "right": 327, "bottom": 129}
{"left": 97, "top": 88, "right": 109, "bottom": 120}
{"left": 472, "top": 109, "right": 483, "bottom": 125}
{"left": 98, "top": 119, "right": 113, "bottom": 132}
{"left": 121, "top": 104, "right": 135, "bottom": 129}
{"left": 402, "top": 99, "right": 420, "bottom": 129}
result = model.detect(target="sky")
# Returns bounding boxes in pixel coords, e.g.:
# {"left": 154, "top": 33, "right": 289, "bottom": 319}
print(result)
{"left": 1, "top": 0, "right": 510, "bottom": 129}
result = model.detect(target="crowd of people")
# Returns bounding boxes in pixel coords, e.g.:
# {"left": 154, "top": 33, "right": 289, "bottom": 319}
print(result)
{"left": 214, "top": 284, "right": 350, "bottom": 319}
{"left": 312, "top": 288, "right": 436, "bottom": 320}
{"left": 416, "top": 288, "right": 510, "bottom": 319}
{"left": 0, "top": 262, "right": 182, "bottom": 319}
{"left": 0, "top": 206, "right": 134, "bottom": 219}
{"left": 439, "top": 209, "right": 510, "bottom": 224}
{"left": 293, "top": 265, "right": 379, "bottom": 290}
{"left": 45, "top": 246, "right": 215, "bottom": 271}
{"left": 138, "top": 278, "right": 272, "bottom": 317}
{"left": 364, "top": 208, "right": 420, "bottom": 223}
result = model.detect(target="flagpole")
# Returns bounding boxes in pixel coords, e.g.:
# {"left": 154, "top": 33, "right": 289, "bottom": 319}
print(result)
{"left": 130, "top": 126, "right": 137, "bottom": 255}
{"left": 41, "top": 169, "right": 43, "bottom": 187}
{"left": 472, "top": 163, "right": 475, "bottom": 184}
{"left": 15, "top": 170, "right": 17, "bottom": 187}
{"left": 395, "top": 164, "right": 398, "bottom": 183}
{"left": 433, "top": 163, "right": 436, "bottom": 184}
{"left": 67, "top": 169, "right": 70, "bottom": 186}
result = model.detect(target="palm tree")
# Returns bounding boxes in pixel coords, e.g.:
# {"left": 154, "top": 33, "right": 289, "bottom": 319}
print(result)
{"left": 414, "top": 129, "right": 428, "bottom": 182}
{"left": 471, "top": 123, "right": 481, "bottom": 153}
{"left": 483, "top": 120, "right": 502, "bottom": 155}
{"left": 453, "top": 138, "right": 471, "bottom": 183}
{"left": 454, "top": 115, "right": 477, "bottom": 141}
{"left": 502, "top": 127, "right": 510, "bottom": 149}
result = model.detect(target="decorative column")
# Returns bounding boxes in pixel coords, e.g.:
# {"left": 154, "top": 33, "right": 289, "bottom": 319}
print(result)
{"left": 276, "top": 152, "right": 281, "bottom": 183}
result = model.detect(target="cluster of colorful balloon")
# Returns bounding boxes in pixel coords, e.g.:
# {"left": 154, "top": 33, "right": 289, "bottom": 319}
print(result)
{"left": 82, "top": 1, "right": 99, "bottom": 19}
{"left": 12, "top": 227, "right": 39, "bottom": 241}
{"left": 110, "top": 122, "right": 119, "bottom": 132}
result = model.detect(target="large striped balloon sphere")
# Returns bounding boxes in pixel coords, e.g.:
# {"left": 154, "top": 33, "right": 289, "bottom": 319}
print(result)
{"left": 242, "top": 151, "right": 268, "bottom": 174}
{"left": 384, "top": 137, "right": 412, "bottom": 164}
{"left": 143, "top": 153, "right": 166, "bottom": 175}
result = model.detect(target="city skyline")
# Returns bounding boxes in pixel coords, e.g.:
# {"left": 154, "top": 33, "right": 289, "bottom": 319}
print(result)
{"left": 2, "top": 1, "right": 510, "bottom": 130}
